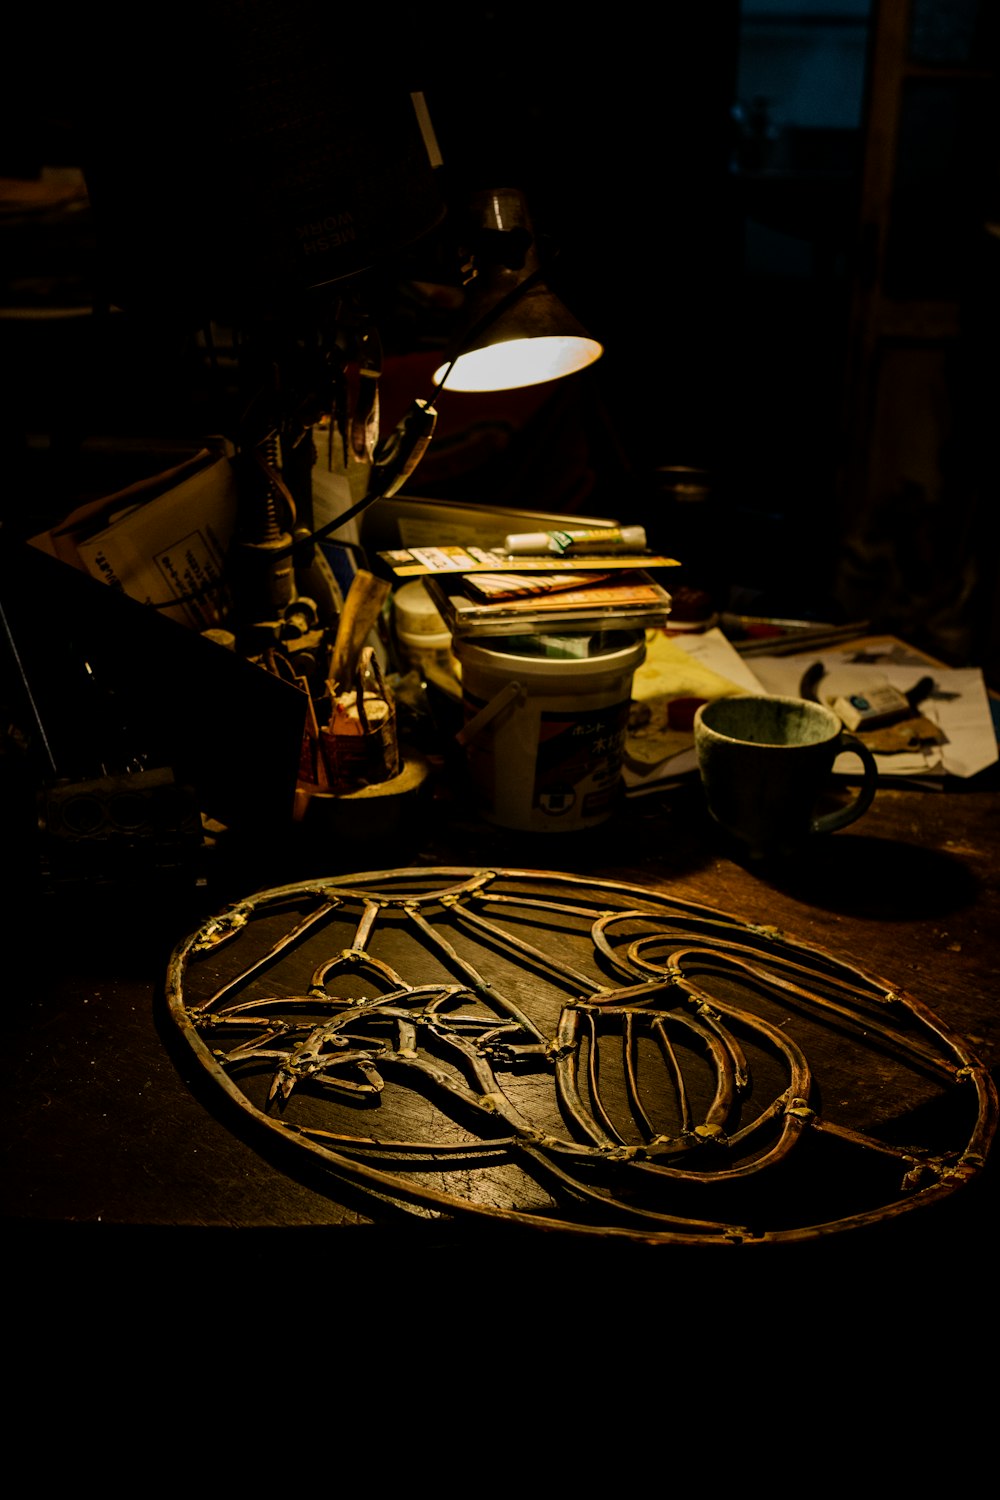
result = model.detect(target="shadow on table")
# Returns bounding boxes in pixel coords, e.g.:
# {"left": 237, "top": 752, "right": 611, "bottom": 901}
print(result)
{"left": 719, "top": 833, "right": 978, "bottom": 921}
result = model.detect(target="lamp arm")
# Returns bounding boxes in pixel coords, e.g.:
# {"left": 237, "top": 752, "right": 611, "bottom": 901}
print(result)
{"left": 277, "top": 398, "right": 438, "bottom": 561}
{"left": 278, "top": 250, "right": 559, "bottom": 562}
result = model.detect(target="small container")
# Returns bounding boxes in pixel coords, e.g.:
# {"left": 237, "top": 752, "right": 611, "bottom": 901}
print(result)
{"left": 319, "top": 649, "right": 399, "bottom": 793}
{"left": 393, "top": 580, "right": 456, "bottom": 678}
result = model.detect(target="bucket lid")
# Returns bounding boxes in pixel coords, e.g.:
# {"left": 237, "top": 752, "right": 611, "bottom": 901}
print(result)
{"left": 397, "top": 626, "right": 454, "bottom": 651}
{"left": 455, "top": 630, "right": 645, "bottom": 677}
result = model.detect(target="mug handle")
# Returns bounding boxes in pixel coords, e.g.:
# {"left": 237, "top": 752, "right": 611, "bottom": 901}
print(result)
{"left": 811, "top": 732, "right": 878, "bottom": 836}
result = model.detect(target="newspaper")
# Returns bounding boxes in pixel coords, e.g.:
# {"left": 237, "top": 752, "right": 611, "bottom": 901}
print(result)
{"left": 30, "top": 451, "right": 239, "bottom": 630}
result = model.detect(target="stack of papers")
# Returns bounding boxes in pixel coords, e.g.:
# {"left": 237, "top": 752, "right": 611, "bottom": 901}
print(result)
{"left": 623, "top": 629, "right": 998, "bottom": 794}
{"left": 29, "top": 449, "right": 238, "bottom": 631}
{"left": 379, "top": 544, "right": 677, "bottom": 638}
{"left": 750, "top": 647, "right": 997, "bottom": 783}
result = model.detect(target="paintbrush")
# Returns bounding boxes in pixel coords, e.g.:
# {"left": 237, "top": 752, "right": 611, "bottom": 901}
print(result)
{"left": 327, "top": 569, "right": 392, "bottom": 693}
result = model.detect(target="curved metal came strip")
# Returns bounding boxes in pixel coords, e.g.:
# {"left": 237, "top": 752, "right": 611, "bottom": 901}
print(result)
{"left": 164, "top": 866, "right": 998, "bottom": 1247}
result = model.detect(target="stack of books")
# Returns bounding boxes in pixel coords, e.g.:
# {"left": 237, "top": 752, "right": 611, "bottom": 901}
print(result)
{"left": 377, "top": 542, "right": 679, "bottom": 639}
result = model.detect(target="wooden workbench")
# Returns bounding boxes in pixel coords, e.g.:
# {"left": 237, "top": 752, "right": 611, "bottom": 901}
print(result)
{"left": 6, "top": 749, "right": 999, "bottom": 1298}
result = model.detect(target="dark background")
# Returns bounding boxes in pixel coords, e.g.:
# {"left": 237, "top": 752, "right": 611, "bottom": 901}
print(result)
{"left": 2, "top": 1, "right": 998, "bottom": 673}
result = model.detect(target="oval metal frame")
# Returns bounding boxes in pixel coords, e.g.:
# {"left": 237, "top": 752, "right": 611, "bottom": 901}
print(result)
{"left": 164, "top": 866, "right": 998, "bottom": 1246}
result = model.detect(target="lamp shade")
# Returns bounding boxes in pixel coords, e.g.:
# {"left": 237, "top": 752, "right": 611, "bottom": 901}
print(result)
{"left": 432, "top": 188, "right": 603, "bottom": 393}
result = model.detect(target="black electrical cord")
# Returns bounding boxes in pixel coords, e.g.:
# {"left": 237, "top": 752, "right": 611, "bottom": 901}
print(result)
{"left": 272, "top": 256, "right": 555, "bottom": 563}
{"left": 148, "top": 249, "right": 561, "bottom": 595}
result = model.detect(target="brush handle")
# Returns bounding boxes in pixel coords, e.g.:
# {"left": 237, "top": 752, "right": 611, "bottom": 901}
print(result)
{"left": 328, "top": 570, "right": 391, "bottom": 692}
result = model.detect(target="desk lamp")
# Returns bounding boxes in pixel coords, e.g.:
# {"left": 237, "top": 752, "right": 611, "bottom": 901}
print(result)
{"left": 304, "top": 185, "right": 604, "bottom": 547}
{"left": 431, "top": 186, "right": 604, "bottom": 394}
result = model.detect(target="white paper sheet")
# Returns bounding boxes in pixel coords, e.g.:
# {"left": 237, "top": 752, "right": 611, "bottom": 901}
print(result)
{"left": 623, "top": 628, "right": 768, "bottom": 792}
{"left": 623, "top": 631, "right": 998, "bottom": 791}
{"left": 746, "top": 654, "right": 997, "bottom": 781}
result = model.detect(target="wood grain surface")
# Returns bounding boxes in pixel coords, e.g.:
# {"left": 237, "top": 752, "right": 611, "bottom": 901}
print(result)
{"left": 7, "top": 761, "right": 998, "bottom": 1272}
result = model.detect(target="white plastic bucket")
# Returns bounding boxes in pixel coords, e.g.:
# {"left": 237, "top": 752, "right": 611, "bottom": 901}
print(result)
{"left": 454, "top": 632, "right": 646, "bottom": 831}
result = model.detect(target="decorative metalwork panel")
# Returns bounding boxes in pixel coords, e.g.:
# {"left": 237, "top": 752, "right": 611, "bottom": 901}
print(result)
{"left": 165, "top": 866, "right": 997, "bottom": 1246}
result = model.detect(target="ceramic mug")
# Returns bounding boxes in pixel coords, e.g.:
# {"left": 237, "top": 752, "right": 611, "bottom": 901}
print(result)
{"left": 693, "top": 693, "right": 878, "bottom": 860}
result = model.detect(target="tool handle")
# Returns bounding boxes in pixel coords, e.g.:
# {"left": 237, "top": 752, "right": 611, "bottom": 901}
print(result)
{"left": 328, "top": 570, "right": 391, "bottom": 692}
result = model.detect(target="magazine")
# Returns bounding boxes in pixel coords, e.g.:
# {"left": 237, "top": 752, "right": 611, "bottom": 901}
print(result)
{"left": 424, "top": 570, "right": 673, "bottom": 638}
